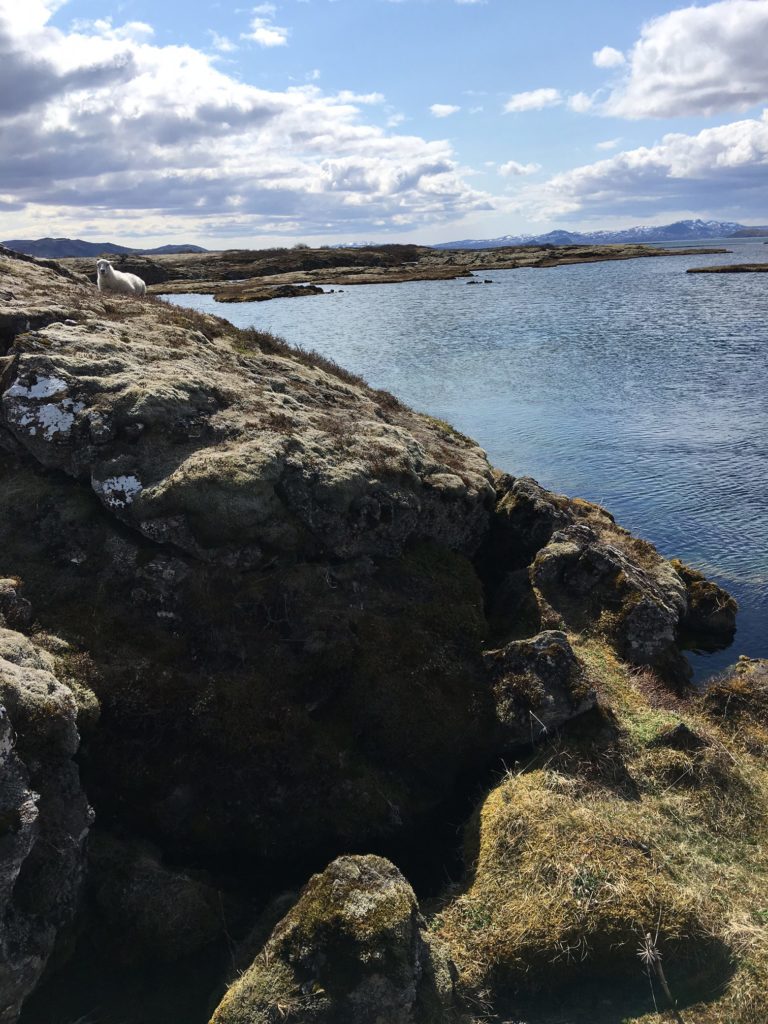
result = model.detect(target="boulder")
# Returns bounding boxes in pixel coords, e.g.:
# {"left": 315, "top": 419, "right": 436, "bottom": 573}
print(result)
{"left": 0, "top": 627, "right": 91, "bottom": 1023}
{"left": 483, "top": 630, "right": 596, "bottom": 745}
{"left": 671, "top": 560, "right": 737, "bottom": 640}
{"left": 210, "top": 855, "right": 461, "bottom": 1024}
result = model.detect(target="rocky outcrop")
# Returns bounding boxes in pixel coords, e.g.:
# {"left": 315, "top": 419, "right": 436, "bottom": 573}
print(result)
{"left": 0, "top": 617, "right": 91, "bottom": 1023}
{"left": 485, "top": 477, "right": 736, "bottom": 677}
{"left": 532, "top": 523, "right": 689, "bottom": 671}
{"left": 0, "top": 248, "right": 493, "bottom": 567}
{"left": 210, "top": 855, "right": 461, "bottom": 1024}
{"left": 0, "top": 248, "right": 497, "bottom": 870}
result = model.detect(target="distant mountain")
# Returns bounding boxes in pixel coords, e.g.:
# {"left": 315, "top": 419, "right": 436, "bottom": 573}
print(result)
{"left": 729, "top": 226, "right": 768, "bottom": 237}
{"left": 2, "top": 237, "right": 208, "bottom": 258}
{"left": 434, "top": 219, "right": 763, "bottom": 250}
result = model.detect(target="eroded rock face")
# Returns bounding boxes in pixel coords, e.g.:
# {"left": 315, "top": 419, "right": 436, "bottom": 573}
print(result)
{"left": 0, "top": 626, "right": 91, "bottom": 1023}
{"left": 210, "top": 855, "right": 461, "bottom": 1024}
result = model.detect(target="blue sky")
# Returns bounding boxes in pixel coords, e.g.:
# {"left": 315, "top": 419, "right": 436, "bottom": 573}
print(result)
{"left": 1, "top": 0, "right": 767, "bottom": 245}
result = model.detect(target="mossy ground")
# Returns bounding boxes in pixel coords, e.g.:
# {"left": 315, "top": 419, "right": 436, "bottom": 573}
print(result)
{"left": 434, "top": 639, "right": 768, "bottom": 1024}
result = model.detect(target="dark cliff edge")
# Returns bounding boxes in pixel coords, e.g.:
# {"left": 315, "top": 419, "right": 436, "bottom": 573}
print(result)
{"left": 0, "top": 246, "right": 765, "bottom": 1024}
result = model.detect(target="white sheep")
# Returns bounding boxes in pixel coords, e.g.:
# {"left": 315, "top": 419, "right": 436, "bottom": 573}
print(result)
{"left": 96, "top": 258, "right": 147, "bottom": 297}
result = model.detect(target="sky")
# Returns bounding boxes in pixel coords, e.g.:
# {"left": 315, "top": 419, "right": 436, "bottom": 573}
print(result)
{"left": 0, "top": 0, "right": 767, "bottom": 247}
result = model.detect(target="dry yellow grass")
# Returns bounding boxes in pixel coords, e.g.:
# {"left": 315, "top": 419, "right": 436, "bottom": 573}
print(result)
{"left": 433, "top": 640, "right": 768, "bottom": 1023}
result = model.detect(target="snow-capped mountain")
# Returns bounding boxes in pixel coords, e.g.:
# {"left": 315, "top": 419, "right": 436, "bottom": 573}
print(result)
{"left": 434, "top": 220, "right": 764, "bottom": 249}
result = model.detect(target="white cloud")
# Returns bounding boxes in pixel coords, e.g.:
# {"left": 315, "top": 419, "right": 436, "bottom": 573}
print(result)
{"left": 242, "top": 13, "right": 289, "bottom": 47}
{"left": 430, "top": 103, "right": 460, "bottom": 117}
{"left": 208, "top": 30, "right": 237, "bottom": 53}
{"left": 592, "top": 46, "right": 624, "bottom": 68}
{"left": 567, "top": 92, "right": 594, "bottom": 113}
{"left": 517, "top": 112, "right": 768, "bottom": 219}
{"left": 603, "top": 0, "right": 768, "bottom": 118}
{"left": 0, "top": 3, "right": 492, "bottom": 241}
{"left": 337, "top": 90, "right": 385, "bottom": 105}
{"left": 596, "top": 137, "right": 622, "bottom": 150}
{"left": 504, "top": 88, "right": 561, "bottom": 113}
{"left": 499, "top": 160, "right": 541, "bottom": 177}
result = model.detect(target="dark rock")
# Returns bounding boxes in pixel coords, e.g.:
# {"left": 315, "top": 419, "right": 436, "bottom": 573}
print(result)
{"left": 671, "top": 560, "right": 737, "bottom": 640}
{"left": 484, "top": 630, "right": 597, "bottom": 745}
{"left": 0, "top": 579, "right": 32, "bottom": 631}
{"left": 0, "top": 627, "right": 91, "bottom": 1023}
{"left": 87, "top": 832, "right": 224, "bottom": 964}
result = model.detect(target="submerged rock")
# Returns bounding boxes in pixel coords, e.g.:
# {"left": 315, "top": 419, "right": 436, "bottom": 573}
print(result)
{"left": 210, "top": 855, "right": 461, "bottom": 1024}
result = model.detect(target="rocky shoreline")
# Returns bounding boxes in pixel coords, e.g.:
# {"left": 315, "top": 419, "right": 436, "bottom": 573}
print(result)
{"left": 57, "top": 241, "right": 730, "bottom": 302}
{"left": 1, "top": 245, "right": 766, "bottom": 1024}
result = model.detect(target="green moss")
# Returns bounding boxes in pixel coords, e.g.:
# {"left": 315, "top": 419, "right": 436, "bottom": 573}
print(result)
{"left": 421, "top": 415, "right": 476, "bottom": 447}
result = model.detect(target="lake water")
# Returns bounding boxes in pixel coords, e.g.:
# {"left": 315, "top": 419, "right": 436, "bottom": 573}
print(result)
{"left": 170, "top": 240, "right": 768, "bottom": 679}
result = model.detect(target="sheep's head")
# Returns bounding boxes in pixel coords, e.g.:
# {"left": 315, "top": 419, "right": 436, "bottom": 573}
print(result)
{"left": 96, "top": 259, "right": 111, "bottom": 276}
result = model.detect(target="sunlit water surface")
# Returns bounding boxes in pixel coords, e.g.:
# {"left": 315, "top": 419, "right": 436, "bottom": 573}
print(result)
{"left": 171, "top": 241, "right": 768, "bottom": 679}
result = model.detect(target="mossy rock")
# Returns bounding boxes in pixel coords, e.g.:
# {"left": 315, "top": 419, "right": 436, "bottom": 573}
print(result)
{"left": 210, "top": 855, "right": 462, "bottom": 1024}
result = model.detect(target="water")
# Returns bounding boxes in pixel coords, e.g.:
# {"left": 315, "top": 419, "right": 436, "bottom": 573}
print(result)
{"left": 170, "top": 240, "right": 768, "bottom": 679}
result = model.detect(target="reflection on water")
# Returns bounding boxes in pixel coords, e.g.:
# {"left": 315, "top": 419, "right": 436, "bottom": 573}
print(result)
{"left": 171, "top": 241, "right": 768, "bottom": 679}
